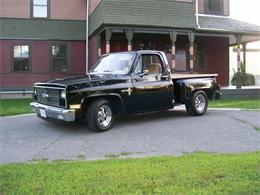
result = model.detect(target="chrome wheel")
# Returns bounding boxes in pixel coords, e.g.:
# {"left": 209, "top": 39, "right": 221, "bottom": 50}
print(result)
{"left": 97, "top": 105, "right": 112, "bottom": 128}
{"left": 195, "top": 94, "right": 206, "bottom": 112}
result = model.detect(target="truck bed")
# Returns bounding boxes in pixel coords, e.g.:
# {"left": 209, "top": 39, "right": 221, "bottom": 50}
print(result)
{"left": 171, "top": 73, "right": 218, "bottom": 80}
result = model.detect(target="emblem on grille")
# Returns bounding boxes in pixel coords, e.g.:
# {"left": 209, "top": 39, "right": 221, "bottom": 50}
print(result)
{"left": 42, "top": 93, "right": 49, "bottom": 98}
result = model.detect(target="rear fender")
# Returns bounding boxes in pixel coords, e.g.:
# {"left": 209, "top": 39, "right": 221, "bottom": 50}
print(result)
{"left": 174, "top": 78, "right": 216, "bottom": 103}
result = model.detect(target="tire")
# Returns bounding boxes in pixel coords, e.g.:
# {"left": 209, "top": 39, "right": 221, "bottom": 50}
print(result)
{"left": 86, "top": 99, "right": 114, "bottom": 132}
{"left": 185, "top": 90, "right": 208, "bottom": 116}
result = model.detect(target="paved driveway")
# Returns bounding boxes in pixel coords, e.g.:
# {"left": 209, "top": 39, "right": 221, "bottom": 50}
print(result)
{"left": 1, "top": 108, "right": 260, "bottom": 164}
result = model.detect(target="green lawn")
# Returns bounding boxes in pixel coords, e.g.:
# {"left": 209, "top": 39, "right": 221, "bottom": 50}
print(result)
{"left": 209, "top": 98, "right": 260, "bottom": 109}
{"left": 0, "top": 99, "right": 32, "bottom": 116}
{"left": 0, "top": 152, "right": 260, "bottom": 194}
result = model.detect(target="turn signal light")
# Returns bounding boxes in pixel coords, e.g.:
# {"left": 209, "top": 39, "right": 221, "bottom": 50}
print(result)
{"left": 69, "top": 104, "right": 81, "bottom": 110}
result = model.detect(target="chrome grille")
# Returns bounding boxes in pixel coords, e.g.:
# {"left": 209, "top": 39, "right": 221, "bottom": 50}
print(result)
{"left": 35, "top": 87, "right": 66, "bottom": 108}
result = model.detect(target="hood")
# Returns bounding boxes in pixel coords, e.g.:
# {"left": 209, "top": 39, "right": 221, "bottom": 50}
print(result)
{"left": 37, "top": 74, "right": 117, "bottom": 86}
{"left": 35, "top": 73, "right": 130, "bottom": 91}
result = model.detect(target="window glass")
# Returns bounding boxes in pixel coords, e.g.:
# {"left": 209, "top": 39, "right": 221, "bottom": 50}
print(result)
{"left": 34, "top": 0, "right": 47, "bottom": 5}
{"left": 207, "top": 0, "right": 223, "bottom": 14}
{"left": 13, "top": 45, "right": 30, "bottom": 71}
{"left": 141, "top": 54, "right": 163, "bottom": 75}
{"left": 33, "top": 6, "right": 47, "bottom": 17}
{"left": 51, "top": 45, "right": 68, "bottom": 72}
{"left": 33, "top": 0, "right": 48, "bottom": 18}
{"left": 91, "top": 53, "right": 135, "bottom": 75}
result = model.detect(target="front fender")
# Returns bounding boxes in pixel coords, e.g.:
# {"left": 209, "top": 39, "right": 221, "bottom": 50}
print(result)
{"left": 81, "top": 93, "right": 125, "bottom": 115}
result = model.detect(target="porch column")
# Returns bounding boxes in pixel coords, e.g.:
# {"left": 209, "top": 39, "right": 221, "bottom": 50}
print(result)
{"left": 125, "top": 30, "right": 134, "bottom": 51}
{"left": 236, "top": 35, "right": 242, "bottom": 88}
{"left": 170, "top": 31, "right": 177, "bottom": 73}
{"left": 97, "top": 34, "right": 102, "bottom": 57}
{"left": 105, "top": 29, "right": 112, "bottom": 54}
{"left": 188, "top": 32, "right": 195, "bottom": 73}
{"left": 242, "top": 42, "right": 247, "bottom": 72}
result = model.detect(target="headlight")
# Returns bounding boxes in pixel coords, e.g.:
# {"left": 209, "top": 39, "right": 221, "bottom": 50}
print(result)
{"left": 34, "top": 88, "right": 37, "bottom": 95}
{"left": 60, "top": 91, "right": 66, "bottom": 99}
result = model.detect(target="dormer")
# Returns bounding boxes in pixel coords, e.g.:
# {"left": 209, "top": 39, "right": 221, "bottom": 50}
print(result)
{"left": 198, "top": 0, "right": 230, "bottom": 16}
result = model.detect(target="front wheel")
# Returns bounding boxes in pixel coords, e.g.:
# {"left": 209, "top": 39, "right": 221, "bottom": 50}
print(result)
{"left": 185, "top": 90, "right": 208, "bottom": 116}
{"left": 86, "top": 99, "right": 114, "bottom": 132}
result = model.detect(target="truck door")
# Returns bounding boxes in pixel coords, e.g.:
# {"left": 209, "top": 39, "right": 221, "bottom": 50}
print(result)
{"left": 131, "top": 53, "right": 173, "bottom": 113}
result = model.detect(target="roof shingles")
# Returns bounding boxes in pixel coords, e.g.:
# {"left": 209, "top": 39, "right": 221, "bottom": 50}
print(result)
{"left": 89, "top": 0, "right": 196, "bottom": 35}
{"left": 198, "top": 16, "right": 260, "bottom": 34}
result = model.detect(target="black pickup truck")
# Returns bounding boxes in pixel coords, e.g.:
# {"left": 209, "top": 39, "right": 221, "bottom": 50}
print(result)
{"left": 31, "top": 50, "right": 221, "bottom": 132}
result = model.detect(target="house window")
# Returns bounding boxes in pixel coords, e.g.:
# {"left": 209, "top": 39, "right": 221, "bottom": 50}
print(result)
{"left": 32, "top": 0, "right": 48, "bottom": 18}
{"left": 194, "top": 41, "right": 207, "bottom": 69}
{"left": 50, "top": 44, "right": 68, "bottom": 72}
{"left": 12, "top": 45, "right": 31, "bottom": 72}
{"left": 206, "top": 0, "right": 223, "bottom": 15}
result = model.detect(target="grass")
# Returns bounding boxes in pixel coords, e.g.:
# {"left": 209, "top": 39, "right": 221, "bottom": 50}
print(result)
{"left": 209, "top": 98, "right": 260, "bottom": 109}
{"left": 0, "top": 152, "right": 260, "bottom": 194}
{"left": 0, "top": 99, "right": 32, "bottom": 116}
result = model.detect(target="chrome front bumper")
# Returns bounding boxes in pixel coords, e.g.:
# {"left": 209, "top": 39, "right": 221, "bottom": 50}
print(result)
{"left": 30, "top": 102, "right": 75, "bottom": 122}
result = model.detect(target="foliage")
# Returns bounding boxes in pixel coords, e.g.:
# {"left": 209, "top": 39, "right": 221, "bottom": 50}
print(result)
{"left": 231, "top": 62, "right": 255, "bottom": 86}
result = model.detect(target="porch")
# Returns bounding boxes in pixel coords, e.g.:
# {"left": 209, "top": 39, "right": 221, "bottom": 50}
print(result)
{"left": 89, "top": 28, "right": 230, "bottom": 85}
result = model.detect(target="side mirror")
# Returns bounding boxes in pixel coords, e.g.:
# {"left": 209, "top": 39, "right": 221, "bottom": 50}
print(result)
{"left": 139, "top": 69, "right": 149, "bottom": 77}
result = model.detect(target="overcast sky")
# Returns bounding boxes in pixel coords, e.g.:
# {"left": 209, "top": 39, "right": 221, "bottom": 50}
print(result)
{"left": 230, "top": 0, "right": 260, "bottom": 47}
{"left": 230, "top": 0, "right": 260, "bottom": 25}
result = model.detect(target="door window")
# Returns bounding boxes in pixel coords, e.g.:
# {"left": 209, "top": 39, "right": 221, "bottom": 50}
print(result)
{"left": 135, "top": 54, "right": 164, "bottom": 81}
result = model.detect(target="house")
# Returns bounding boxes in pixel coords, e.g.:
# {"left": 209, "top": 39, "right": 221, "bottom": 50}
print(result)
{"left": 1, "top": 0, "right": 260, "bottom": 90}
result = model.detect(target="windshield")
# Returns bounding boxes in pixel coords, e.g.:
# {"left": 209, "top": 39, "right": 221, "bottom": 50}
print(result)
{"left": 90, "top": 53, "right": 135, "bottom": 75}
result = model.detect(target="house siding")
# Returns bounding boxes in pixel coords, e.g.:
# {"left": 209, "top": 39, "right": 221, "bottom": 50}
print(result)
{"left": 89, "top": 0, "right": 101, "bottom": 16}
{"left": 89, "top": 35, "right": 98, "bottom": 68}
{"left": 0, "top": 18, "right": 86, "bottom": 40}
{"left": 0, "top": 0, "right": 30, "bottom": 18}
{"left": 0, "top": 40, "right": 86, "bottom": 89}
{"left": 0, "top": 0, "right": 87, "bottom": 20}
{"left": 51, "top": 0, "right": 86, "bottom": 20}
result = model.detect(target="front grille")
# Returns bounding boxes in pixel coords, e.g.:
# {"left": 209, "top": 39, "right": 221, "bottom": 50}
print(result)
{"left": 35, "top": 87, "right": 66, "bottom": 108}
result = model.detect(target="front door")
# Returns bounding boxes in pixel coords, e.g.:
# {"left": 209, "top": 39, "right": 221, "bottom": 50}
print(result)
{"left": 132, "top": 53, "right": 173, "bottom": 113}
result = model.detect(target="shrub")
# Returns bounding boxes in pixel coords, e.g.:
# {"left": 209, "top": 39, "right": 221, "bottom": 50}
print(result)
{"left": 231, "top": 72, "right": 255, "bottom": 86}
{"left": 231, "top": 62, "right": 255, "bottom": 86}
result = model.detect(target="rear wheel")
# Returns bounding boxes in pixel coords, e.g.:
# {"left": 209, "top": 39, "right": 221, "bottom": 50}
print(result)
{"left": 185, "top": 90, "right": 208, "bottom": 116}
{"left": 86, "top": 99, "right": 114, "bottom": 132}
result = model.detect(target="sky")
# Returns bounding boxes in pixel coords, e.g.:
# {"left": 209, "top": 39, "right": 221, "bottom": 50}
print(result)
{"left": 230, "top": 0, "right": 260, "bottom": 25}
{"left": 230, "top": 0, "right": 260, "bottom": 48}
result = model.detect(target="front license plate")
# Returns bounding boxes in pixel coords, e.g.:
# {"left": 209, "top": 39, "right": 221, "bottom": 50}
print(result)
{"left": 40, "top": 109, "right": 47, "bottom": 118}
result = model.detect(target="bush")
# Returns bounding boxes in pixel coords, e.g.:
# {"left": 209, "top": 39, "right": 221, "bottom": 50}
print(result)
{"left": 231, "top": 62, "right": 255, "bottom": 86}
{"left": 231, "top": 72, "right": 255, "bottom": 86}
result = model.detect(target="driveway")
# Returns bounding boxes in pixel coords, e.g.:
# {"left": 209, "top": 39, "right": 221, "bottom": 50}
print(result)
{"left": 1, "top": 108, "right": 260, "bottom": 164}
